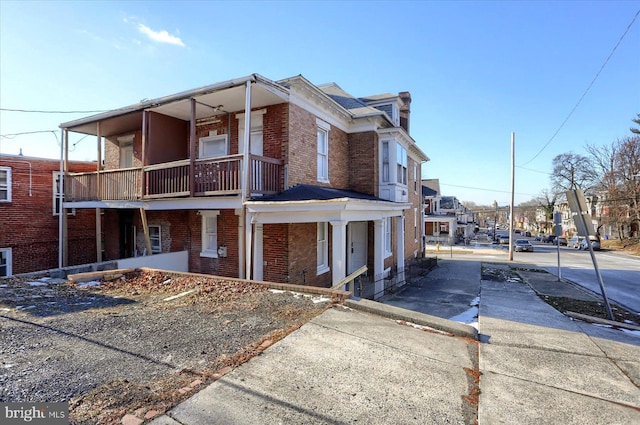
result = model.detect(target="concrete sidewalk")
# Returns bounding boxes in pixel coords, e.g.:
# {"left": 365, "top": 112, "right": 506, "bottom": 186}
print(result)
{"left": 148, "top": 258, "right": 639, "bottom": 424}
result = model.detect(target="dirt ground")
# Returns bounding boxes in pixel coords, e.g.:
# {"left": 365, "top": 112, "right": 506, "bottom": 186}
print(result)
{"left": 0, "top": 270, "right": 335, "bottom": 424}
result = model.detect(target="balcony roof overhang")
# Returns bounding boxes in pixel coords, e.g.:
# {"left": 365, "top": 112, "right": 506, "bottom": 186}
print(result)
{"left": 60, "top": 74, "right": 289, "bottom": 137}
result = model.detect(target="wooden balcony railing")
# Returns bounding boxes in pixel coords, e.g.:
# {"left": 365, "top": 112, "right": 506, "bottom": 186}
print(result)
{"left": 64, "top": 154, "right": 283, "bottom": 202}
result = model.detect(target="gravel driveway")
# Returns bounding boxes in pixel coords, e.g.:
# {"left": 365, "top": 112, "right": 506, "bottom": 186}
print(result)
{"left": 1, "top": 270, "right": 333, "bottom": 424}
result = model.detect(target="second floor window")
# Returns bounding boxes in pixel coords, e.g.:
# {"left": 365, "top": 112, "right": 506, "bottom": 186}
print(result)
{"left": 382, "top": 142, "right": 389, "bottom": 182}
{"left": 0, "top": 167, "right": 10, "bottom": 202}
{"left": 397, "top": 145, "right": 407, "bottom": 185}
{"left": 317, "top": 119, "right": 330, "bottom": 182}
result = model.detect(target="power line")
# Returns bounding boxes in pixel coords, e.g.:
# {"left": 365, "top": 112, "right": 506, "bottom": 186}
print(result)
{"left": 0, "top": 130, "right": 57, "bottom": 139}
{"left": 0, "top": 108, "right": 109, "bottom": 114}
{"left": 520, "top": 8, "right": 640, "bottom": 167}
{"left": 439, "top": 182, "right": 537, "bottom": 198}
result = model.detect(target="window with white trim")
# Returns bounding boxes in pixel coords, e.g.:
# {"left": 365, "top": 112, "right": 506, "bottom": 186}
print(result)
{"left": 199, "top": 133, "right": 228, "bottom": 158}
{"left": 148, "top": 225, "right": 162, "bottom": 254}
{"left": 382, "top": 142, "right": 389, "bottom": 182}
{"left": 0, "top": 167, "right": 11, "bottom": 202}
{"left": 396, "top": 144, "right": 407, "bottom": 185}
{"left": 414, "top": 165, "right": 418, "bottom": 193}
{"left": 53, "top": 172, "right": 75, "bottom": 216}
{"left": 0, "top": 247, "right": 11, "bottom": 277}
{"left": 200, "top": 210, "right": 220, "bottom": 258}
{"left": 317, "top": 119, "right": 330, "bottom": 182}
{"left": 384, "top": 217, "right": 392, "bottom": 257}
{"left": 317, "top": 222, "right": 329, "bottom": 274}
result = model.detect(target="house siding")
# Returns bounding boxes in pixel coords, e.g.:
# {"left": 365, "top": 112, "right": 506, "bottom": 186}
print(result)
{"left": 0, "top": 156, "right": 97, "bottom": 275}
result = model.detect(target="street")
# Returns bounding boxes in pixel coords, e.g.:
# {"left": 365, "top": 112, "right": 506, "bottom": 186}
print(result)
{"left": 474, "top": 237, "right": 640, "bottom": 313}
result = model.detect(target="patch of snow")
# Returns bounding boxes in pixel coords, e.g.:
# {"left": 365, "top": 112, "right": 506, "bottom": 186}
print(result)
{"left": 449, "top": 306, "right": 479, "bottom": 326}
{"left": 77, "top": 280, "right": 101, "bottom": 288}
{"left": 469, "top": 296, "right": 480, "bottom": 307}
{"left": 16, "top": 305, "right": 36, "bottom": 310}
{"left": 163, "top": 289, "right": 196, "bottom": 302}
{"left": 311, "top": 296, "right": 331, "bottom": 304}
{"left": 269, "top": 289, "right": 286, "bottom": 294}
{"left": 26, "top": 281, "right": 48, "bottom": 287}
{"left": 0, "top": 308, "right": 11, "bottom": 312}
{"left": 398, "top": 320, "right": 450, "bottom": 335}
{"left": 3, "top": 364, "right": 15, "bottom": 369}
{"left": 621, "top": 328, "right": 640, "bottom": 337}
{"left": 39, "top": 277, "right": 53, "bottom": 281}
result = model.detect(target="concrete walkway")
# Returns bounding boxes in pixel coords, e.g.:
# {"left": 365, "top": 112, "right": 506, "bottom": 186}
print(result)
{"left": 148, "top": 258, "right": 640, "bottom": 425}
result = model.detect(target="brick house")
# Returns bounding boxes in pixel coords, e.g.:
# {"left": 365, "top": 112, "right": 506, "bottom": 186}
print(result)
{"left": 0, "top": 154, "right": 98, "bottom": 276}
{"left": 59, "top": 74, "right": 429, "bottom": 298}
{"left": 422, "top": 178, "right": 475, "bottom": 244}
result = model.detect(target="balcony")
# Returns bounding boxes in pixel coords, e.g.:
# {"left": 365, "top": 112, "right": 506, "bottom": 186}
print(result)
{"left": 64, "top": 154, "right": 283, "bottom": 202}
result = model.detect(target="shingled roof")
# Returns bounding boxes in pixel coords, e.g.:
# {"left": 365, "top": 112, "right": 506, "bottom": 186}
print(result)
{"left": 254, "top": 184, "right": 382, "bottom": 202}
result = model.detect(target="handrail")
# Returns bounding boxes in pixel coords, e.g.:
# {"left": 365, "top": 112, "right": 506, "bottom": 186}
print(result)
{"left": 144, "top": 159, "right": 190, "bottom": 171}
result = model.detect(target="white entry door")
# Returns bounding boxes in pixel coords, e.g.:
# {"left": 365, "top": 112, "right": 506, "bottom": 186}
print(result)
{"left": 348, "top": 221, "right": 368, "bottom": 275}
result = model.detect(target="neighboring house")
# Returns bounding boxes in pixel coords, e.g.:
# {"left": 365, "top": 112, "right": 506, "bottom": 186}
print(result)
{"left": 59, "top": 74, "right": 429, "bottom": 299}
{"left": 0, "top": 154, "right": 98, "bottom": 276}
{"left": 422, "top": 179, "right": 474, "bottom": 244}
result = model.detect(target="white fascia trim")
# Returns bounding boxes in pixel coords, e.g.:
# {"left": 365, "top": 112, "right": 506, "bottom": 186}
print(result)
{"left": 377, "top": 127, "right": 429, "bottom": 162}
{"left": 288, "top": 90, "right": 351, "bottom": 133}
{"left": 65, "top": 196, "right": 243, "bottom": 210}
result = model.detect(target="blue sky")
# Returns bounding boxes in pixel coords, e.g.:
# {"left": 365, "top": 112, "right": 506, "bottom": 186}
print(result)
{"left": 1, "top": 0, "right": 638, "bottom": 206}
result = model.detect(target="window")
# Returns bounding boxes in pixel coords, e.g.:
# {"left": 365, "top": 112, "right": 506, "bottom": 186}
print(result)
{"left": 0, "top": 167, "right": 11, "bottom": 202}
{"left": 384, "top": 217, "right": 392, "bottom": 256}
{"left": 382, "top": 142, "right": 389, "bottom": 182}
{"left": 148, "top": 225, "right": 162, "bottom": 254}
{"left": 317, "top": 222, "right": 329, "bottom": 274}
{"left": 317, "top": 119, "right": 330, "bottom": 182}
{"left": 200, "top": 210, "right": 220, "bottom": 258}
{"left": 414, "top": 165, "right": 417, "bottom": 193}
{"left": 118, "top": 134, "right": 135, "bottom": 168}
{"left": 199, "top": 134, "right": 228, "bottom": 158}
{"left": 396, "top": 145, "right": 407, "bottom": 185}
{"left": 53, "top": 172, "right": 75, "bottom": 216}
{"left": 0, "top": 248, "right": 11, "bottom": 277}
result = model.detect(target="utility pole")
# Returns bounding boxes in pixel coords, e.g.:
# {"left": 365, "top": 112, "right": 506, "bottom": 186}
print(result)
{"left": 509, "top": 132, "right": 515, "bottom": 261}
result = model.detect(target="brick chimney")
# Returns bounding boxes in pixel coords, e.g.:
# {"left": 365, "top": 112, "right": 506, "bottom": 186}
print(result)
{"left": 399, "top": 91, "right": 411, "bottom": 134}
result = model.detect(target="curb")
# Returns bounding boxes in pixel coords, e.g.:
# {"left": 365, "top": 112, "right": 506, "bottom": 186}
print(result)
{"left": 345, "top": 297, "right": 478, "bottom": 340}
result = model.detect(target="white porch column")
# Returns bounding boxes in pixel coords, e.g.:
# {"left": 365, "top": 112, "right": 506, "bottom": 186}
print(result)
{"left": 330, "top": 220, "right": 347, "bottom": 287}
{"left": 396, "top": 215, "right": 405, "bottom": 283}
{"left": 245, "top": 211, "right": 253, "bottom": 280}
{"left": 374, "top": 219, "right": 385, "bottom": 298}
{"left": 253, "top": 223, "right": 264, "bottom": 281}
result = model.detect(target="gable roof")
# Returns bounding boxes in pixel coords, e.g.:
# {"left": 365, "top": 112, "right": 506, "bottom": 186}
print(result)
{"left": 422, "top": 186, "right": 438, "bottom": 197}
{"left": 422, "top": 179, "right": 441, "bottom": 195}
{"left": 254, "top": 184, "right": 381, "bottom": 202}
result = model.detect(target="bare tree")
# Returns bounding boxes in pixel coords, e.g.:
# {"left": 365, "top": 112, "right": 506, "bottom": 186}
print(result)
{"left": 586, "top": 136, "right": 640, "bottom": 239}
{"left": 550, "top": 152, "right": 597, "bottom": 193}
{"left": 537, "top": 189, "right": 558, "bottom": 234}
{"left": 631, "top": 113, "right": 640, "bottom": 135}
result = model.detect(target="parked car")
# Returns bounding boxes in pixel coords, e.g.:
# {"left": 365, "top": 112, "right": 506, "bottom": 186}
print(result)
{"left": 524, "top": 231, "right": 532, "bottom": 237}
{"left": 543, "top": 235, "right": 557, "bottom": 243}
{"left": 535, "top": 234, "right": 544, "bottom": 241}
{"left": 579, "top": 236, "right": 601, "bottom": 251}
{"left": 497, "top": 235, "right": 510, "bottom": 244}
{"left": 514, "top": 239, "right": 534, "bottom": 252}
{"left": 568, "top": 236, "right": 583, "bottom": 248}
{"left": 557, "top": 236, "right": 568, "bottom": 246}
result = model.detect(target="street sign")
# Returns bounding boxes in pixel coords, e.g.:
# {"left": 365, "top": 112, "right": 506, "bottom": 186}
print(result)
{"left": 566, "top": 189, "right": 596, "bottom": 237}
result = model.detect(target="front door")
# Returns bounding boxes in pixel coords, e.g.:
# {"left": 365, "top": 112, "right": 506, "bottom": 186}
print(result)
{"left": 347, "top": 221, "right": 368, "bottom": 275}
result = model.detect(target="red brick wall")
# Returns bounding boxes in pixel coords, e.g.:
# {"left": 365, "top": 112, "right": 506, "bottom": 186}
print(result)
{"left": 348, "top": 131, "right": 378, "bottom": 196}
{"left": 287, "top": 104, "right": 349, "bottom": 189}
{"left": 104, "top": 131, "right": 142, "bottom": 170}
{"left": 0, "top": 156, "right": 98, "bottom": 274}
{"left": 262, "top": 223, "right": 289, "bottom": 283}
{"left": 405, "top": 156, "right": 422, "bottom": 259}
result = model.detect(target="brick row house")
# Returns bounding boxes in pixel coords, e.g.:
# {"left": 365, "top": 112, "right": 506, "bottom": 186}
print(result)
{"left": 59, "top": 74, "right": 429, "bottom": 298}
{"left": 0, "top": 154, "right": 98, "bottom": 276}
